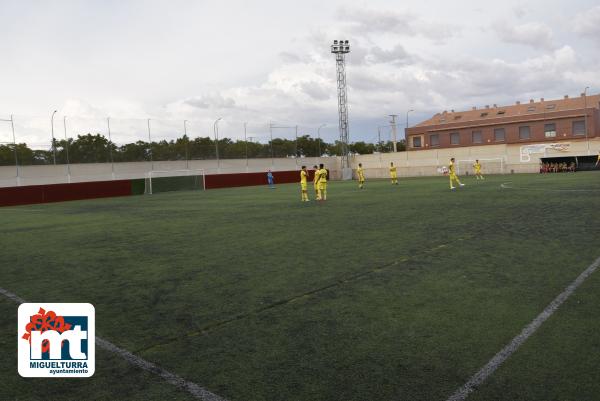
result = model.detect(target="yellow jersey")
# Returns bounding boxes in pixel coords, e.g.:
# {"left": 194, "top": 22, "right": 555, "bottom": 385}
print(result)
{"left": 449, "top": 161, "right": 456, "bottom": 174}
{"left": 357, "top": 167, "right": 365, "bottom": 180}
{"left": 300, "top": 170, "right": 307, "bottom": 184}
{"left": 317, "top": 168, "right": 328, "bottom": 183}
{"left": 473, "top": 162, "right": 481, "bottom": 172}
{"left": 389, "top": 166, "right": 397, "bottom": 174}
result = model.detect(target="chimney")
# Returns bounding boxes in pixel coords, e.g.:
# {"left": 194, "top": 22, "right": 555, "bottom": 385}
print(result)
{"left": 530, "top": 99, "right": 534, "bottom": 103}
{"left": 516, "top": 101, "right": 521, "bottom": 105}
{"left": 472, "top": 106, "right": 477, "bottom": 110}
{"left": 564, "top": 95, "right": 569, "bottom": 99}
{"left": 581, "top": 93, "right": 586, "bottom": 97}
{"left": 443, "top": 110, "right": 447, "bottom": 114}
{"left": 485, "top": 105, "right": 490, "bottom": 109}
{"left": 493, "top": 104, "right": 497, "bottom": 108}
{"left": 451, "top": 109, "right": 454, "bottom": 113}
{"left": 540, "top": 97, "right": 544, "bottom": 102}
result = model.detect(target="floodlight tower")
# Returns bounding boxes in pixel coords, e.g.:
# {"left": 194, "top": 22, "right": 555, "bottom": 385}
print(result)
{"left": 331, "top": 40, "right": 350, "bottom": 169}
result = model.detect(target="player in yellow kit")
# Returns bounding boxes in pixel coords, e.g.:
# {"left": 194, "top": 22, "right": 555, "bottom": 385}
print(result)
{"left": 300, "top": 166, "right": 309, "bottom": 202}
{"left": 596, "top": 151, "right": 600, "bottom": 167}
{"left": 316, "top": 163, "right": 328, "bottom": 201}
{"left": 357, "top": 163, "right": 365, "bottom": 189}
{"left": 473, "top": 159, "right": 484, "bottom": 180}
{"left": 389, "top": 162, "right": 398, "bottom": 185}
{"left": 312, "top": 165, "right": 319, "bottom": 197}
{"left": 449, "top": 157, "right": 465, "bottom": 190}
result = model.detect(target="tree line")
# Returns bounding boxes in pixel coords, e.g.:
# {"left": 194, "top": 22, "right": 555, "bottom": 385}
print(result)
{"left": 0, "top": 133, "right": 405, "bottom": 166}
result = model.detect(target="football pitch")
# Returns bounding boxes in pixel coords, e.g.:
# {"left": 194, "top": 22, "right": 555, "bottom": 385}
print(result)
{"left": 1, "top": 172, "right": 600, "bottom": 401}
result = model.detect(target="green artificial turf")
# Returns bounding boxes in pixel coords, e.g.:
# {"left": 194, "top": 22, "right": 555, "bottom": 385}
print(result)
{"left": 1, "top": 172, "right": 599, "bottom": 401}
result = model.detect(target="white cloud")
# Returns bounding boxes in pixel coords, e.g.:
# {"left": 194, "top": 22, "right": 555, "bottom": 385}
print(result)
{"left": 573, "top": 5, "right": 600, "bottom": 38}
{"left": 338, "top": 6, "right": 461, "bottom": 42}
{"left": 183, "top": 94, "right": 237, "bottom": 110}
{"left": 493, "top": 21, "right": 555, "bottom": 50}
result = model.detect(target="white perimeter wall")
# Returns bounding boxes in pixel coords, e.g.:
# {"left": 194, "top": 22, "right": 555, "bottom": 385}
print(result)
{"left": 1, "top": 139, "right": 598, "bottom": 187}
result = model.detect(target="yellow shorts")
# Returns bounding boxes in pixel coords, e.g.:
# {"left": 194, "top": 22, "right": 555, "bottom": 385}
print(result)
{"left": 358, "top": 177, "right": 365, "bottom": 183}
{"left": 318, "top": 182, "right": 327, "bottom": 191}
{"left": 390, "top": 173, "right": 397, "bottom": 179}
{"left": 301, "top": 183, "right": 307, "bottom": 190}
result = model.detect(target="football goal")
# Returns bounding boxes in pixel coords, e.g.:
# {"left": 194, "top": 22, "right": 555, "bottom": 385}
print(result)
{"left": 145, "top": 169, "right": 206, "bottom": 195}
{"left": 456, "top": 158, "right": 505, "bottom": 175}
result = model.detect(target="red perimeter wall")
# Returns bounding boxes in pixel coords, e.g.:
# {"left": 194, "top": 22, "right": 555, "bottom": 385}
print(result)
{"left": 0, "top": 180, "right": 132, "bottom": 207}
{"left": 0, "top": 170, "right": 309, "bottom": 207}
{"left": 204, "top": 170, "right": 304, "bottom": 189}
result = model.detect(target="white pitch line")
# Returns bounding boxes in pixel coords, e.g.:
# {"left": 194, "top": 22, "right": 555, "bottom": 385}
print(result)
{"left": 0, "top": 287, "right": 227, "bottom": 401}
{"left": 500, "top": 182, "right": 600, "bottom": 192}
{"left": 446, "top": 255, "right": 600, "bottom": 401}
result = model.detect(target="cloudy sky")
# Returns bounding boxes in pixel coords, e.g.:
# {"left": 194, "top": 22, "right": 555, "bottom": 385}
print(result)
{"left": 1, "top": 0, "right": 599, "bottom": 147}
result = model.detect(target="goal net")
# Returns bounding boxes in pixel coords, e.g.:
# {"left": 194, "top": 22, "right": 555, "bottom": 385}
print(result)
{"left": 456, "top": 158, "right": 505, "bottom": 175}
{"left": 145, "top": 169, "right": 205, "bottom": 195}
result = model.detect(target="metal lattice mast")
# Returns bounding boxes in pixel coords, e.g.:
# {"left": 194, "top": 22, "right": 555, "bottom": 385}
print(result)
{"left": 331, "top": 40, "right": 350, "bottom": 169}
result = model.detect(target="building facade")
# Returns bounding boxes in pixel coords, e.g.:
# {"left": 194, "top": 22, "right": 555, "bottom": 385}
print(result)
{"left": 405, "top": 93, "right": 600, "bottom": 151}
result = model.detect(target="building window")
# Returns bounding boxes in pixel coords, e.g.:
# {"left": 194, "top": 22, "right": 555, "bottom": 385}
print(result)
{"left": 450, "top": 132, "right": 460, "bottom": 145}
{"left": 472, "top": 131, "right": 482, "bottom": 144}
{"left": 544, "top": 123, "right": 557, "bottom": 138}
{"left": 527, "top": 106, "right": 536, "bottom": 112}
{"left": 430, "top": 134, "right": 440, "bottom": 147}
{"left": 494, "top": 128, "right": 505, "bottom": 142}
{"left": 497, "top": 110, "right": 506, "bottom": 115}
{"left": 573, "top": 120, "right": 586, "bottom": 136}
{"left": 412, "top": 136, "right": 422, "bottom": 148}
{"left": 454, "top": 115, "right": 462, "bottom": 120}
{"left": 519, "top": 126, "right": 531, "bottom": 140}
{"left": 545, "top": 104, "right": 556, "bottom": 110}
{"left": 480, "top": 112, "right": 488, "bottom": 117}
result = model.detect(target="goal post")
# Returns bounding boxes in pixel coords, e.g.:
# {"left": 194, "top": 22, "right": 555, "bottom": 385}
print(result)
{"left": 145, "top": 169, "right": 206, "bottom": 195}
{"left": 456, "top": 158, "right": 505, "bottom": 175}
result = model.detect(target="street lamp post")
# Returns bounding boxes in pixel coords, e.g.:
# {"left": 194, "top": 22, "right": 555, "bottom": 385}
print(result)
{"left": 269, "top": 122, "right": 274, "bottom": 166}
{"left": 183, "top": 120, "right": 189, "bottom": 170}
{"left": 584, "top": 87, "right": 590, "bottom": 154}
{"left": 10, "top": 115, "right": 19, "bottom": 185}
{"left": 295, "top": 125, "right": 299, "bottom": 165}
{"left": 214, "top": 117, "right": 222, "bottom": 172}
{"left": 317, "top": 123, "right": 326, "bottom": 161}
{"left": 147, "top": 118, "right": 154, "bottom": 170}
{"left": 51, "top": 110, "right": 57, "bottom": 165}
{"left": 107, "top": 117, "right": 115, "bottom": 179}
{"left": 63, "top": 116, "right": 71, "bottom": 183}
{"left": 244, "top": 122, "right": 248, "bottom": 171}
{"left": 377, "top": 126, "right": 382, "bottom": 168}
{"left": 405, "top": 109, "right": 414, "bottom": 147}
{"left": 1, "top": 116, "right": 19, "bottom": 184}
{"left": 389, "top": 114, "right": 398, "bottom": 152}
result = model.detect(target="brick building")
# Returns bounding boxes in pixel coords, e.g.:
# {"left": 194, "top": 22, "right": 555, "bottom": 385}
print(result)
{"left": 405, "top": 93, "right": 600, "bottom": 151}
